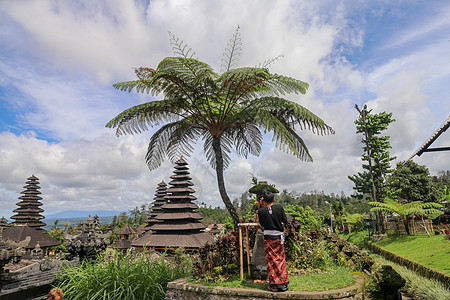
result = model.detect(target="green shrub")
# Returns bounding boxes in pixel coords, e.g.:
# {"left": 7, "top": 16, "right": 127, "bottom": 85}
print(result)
{"left": 343, "top": 213, "right": 367, "bottom": 233}
{"left": 192, "top": 231, "right": 240, "bottom": 282}
{"left": 287, "top": 231, "right": 333, "bottom": 272}
{"left": 56, "top": 252, "right": 191, "bottom": 300}
{"left": 340, "top": 231, "right": 369, "bottom": 249}
{"left": 285, "top": 205, "right": 323, "bottom": 232}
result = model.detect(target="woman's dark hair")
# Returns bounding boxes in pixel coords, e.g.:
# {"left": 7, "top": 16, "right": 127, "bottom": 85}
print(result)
{"left": 263, "top": 191, "right": 274, "bottom": 204}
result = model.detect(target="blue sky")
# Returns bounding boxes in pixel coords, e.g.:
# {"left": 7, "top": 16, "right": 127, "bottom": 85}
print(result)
{"left": 0, "top": 0, "right": 449, "bottom": 218}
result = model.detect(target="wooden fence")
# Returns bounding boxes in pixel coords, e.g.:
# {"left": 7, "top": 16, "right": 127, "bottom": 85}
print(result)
{"left": 385, "top": 219, "right": 434, "bottom": 235}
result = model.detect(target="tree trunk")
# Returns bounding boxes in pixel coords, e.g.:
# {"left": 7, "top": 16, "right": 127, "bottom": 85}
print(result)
{"left": 212, "top": 136, "right": 240, "bottom": 228}
{"left": 403, "top": 217, "right": 410, "bottom": 235}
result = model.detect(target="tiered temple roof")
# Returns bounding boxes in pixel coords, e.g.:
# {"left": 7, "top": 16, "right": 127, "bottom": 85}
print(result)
{"left": 1, "top": 225, "right": 61, "bottom": 250}
{"left": 111, "top": 224, "right": 136, "bottom": 251}
{"left": 10, "top": 175, "right": 46, "bottom": 231}
{"left": 145, "top": 181, "right": 168, "bottom": 230}
{"left": 133, "top": 158, "right": 214, "bottom": 249}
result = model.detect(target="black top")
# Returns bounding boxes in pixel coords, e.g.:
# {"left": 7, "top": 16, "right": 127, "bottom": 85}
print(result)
{"left": 258, "top": 204, "right": 287, "bottom": 240}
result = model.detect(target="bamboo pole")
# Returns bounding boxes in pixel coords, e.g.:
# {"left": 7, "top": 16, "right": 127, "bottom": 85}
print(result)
{"left": 239, "top": 226, "right": 244, "bottom": 280}
{"left": 246, "top": 228, "right": 251, "bottom": 276}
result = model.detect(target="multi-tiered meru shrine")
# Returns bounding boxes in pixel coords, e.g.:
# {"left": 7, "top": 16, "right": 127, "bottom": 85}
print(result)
{"left": 133, "top": 158, "right": 214, "bottom": 249}
{"left": 144, "top": 180, "right": 167, "bottom": 231}
{"left": 10, "top": 175, "right": 46, "bottom": 231}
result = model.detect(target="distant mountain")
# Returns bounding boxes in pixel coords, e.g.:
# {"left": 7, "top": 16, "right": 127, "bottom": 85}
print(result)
{"left": 45, "top": 210, "right": 123, "bottom": 219}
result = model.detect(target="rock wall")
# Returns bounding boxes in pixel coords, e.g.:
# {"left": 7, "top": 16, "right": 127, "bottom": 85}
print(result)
{"left": 165, "top": 275, "right": 365, "bottom": 300}
{"left": 0, "top": 258, "right": 76, "bottom": 300}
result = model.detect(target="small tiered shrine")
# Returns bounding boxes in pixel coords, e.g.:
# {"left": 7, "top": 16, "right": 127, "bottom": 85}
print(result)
{"left": 0, "top": 217, "right": 10, "bottom": 233}
{"left": 145, "top": 181, "right": 168, "bottom": 231}
{"left": 111, "top": 224, "right": 136, "bottom": 252}
{"left": 10, "top": 175, "right": 46, "bottom": 231}
{"left": 133, "top": 157, "right": 214, "bottom": 250}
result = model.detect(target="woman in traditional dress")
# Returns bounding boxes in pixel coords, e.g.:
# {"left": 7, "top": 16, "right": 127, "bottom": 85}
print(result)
{"left": 257, "top": 191, "right": 289, "bottom": 292}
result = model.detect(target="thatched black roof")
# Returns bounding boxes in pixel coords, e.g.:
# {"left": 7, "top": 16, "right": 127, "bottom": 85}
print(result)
{"left": 114, "top": 224, "right": 135, "bottom": 235}
{"left": 10, "top": 175, "right": 46, "bottom": 230}
{"left": 132, "top": 232, "right": 213, "bottom": 248}
{"left": 2, "top": 225, "right": 61, "bottom": 249}
{"left": 141, "top": 157, "right": 214, "bottom": 248}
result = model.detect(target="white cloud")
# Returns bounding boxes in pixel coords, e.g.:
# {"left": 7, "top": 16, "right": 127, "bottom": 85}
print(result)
{"left": 0, "top": 0, "right": 449, "bottom": 219}
{"left": 0, "top": 132, "right": 155, "bottom": 216}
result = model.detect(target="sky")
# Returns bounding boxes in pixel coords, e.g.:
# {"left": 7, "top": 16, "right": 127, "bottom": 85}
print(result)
{"left": 0, "top": 0, "right": 449, "bottom": 218}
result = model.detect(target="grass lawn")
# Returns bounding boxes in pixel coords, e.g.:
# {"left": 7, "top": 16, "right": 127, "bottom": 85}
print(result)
{"left": 373, "top": 254, "right": 450, "bottom": 300}
{"left": 373, "top": 234, "right": 450, "bottom": 275}
{"left": 193, "top": 266, "right": 355, "bottom": 292}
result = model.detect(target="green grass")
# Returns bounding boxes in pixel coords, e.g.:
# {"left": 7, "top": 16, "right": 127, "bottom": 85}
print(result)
{"left": 339, "top": 231, "right": 370, "bottom": 249}
{"left": 373, "top": 254, "right": 450, "bottom": 300}
{"left": 193, "top": 266, "right": 355, "bottom": 292}
{"left": 372, "top": 234, "right": 450, "bottom": 275}
{"left": 56, "top": 253, "right": 192, "bottom": 300}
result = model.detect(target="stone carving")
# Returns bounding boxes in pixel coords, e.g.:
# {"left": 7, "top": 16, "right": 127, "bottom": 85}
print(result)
{"left": 65, "top": 217, "right": 109, "bottom": 261}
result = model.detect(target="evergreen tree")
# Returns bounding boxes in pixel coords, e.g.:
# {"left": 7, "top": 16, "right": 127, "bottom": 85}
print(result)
{"left": 348, "top": 108, "right": 396, "bottom": 202}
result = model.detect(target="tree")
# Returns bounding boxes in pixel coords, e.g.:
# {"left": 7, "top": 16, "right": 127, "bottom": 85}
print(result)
{"left": 349, "top": 108, "right": 396, "bottom": 201}
{"left": 348, "top": 107, "right": 396, "bottom": 232}
{"left": 387, "top": 161, "right": 443, "bottom": 203}
{"left": 107, "top": 28, "right": 334, "bottom": 227}
{"left": 369, "top": 198, "right": 443, "bottom": 234}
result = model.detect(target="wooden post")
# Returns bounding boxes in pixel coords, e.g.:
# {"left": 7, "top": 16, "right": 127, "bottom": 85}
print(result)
{"left": 246, "top": 228, "right": 251, "bottom": 276}
{"left": 239, "top": 226, "right": 244, "bottom": 280}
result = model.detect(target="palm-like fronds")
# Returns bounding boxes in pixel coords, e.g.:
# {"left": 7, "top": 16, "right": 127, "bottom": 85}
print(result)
{"left": 221, "top": 26, "right": 242, "bottom": 73}
{"left": 107, "top": 27, "right": 336, "bottom": 226}
{"left": 105, "top": 99, "right": 182, "bottom": 136}
{"left": 369, "top": 199, "right": 443, "bottom": 219}
{"left": 252, "top": 97, "right": 334, "bottom": 135}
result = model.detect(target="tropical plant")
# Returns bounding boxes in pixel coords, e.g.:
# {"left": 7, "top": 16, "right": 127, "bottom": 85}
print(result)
{"left": 439, "top": 185, "right": 449, "bottom": 205}
{"left": 285, "top": 205, "right": 323, "bottom": 232}
{"left": 342, "top": 213, "right": 367, "bottom": 233}
{"left": 56, "top": 252, "right": 192, "bottom": 300}
{"left": 48, "top": 224, "right": 66, "bottom": 253}
{"left": 369, "top": 199, "right": 443, "bottom": 235}
{"left": 106, "top": 27, "right": 334, "bottom": 227}
{"left": 287, "top": 231, "right": 332, "bottom": 272}
{"left": 192, "top": 231, "right": 239, "bottom": 282}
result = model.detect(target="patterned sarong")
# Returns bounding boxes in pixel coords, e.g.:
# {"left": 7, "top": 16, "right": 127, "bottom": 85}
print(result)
{"left": 264, "top": 239, "right": 289, "bottom": 289}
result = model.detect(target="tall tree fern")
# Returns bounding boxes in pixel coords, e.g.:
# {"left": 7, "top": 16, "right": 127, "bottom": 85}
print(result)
{"left": 107, "top": 27, "right": 334, "bottom": 227}
{"left": 369, "top": 199, "right": 443, "bottom": 234}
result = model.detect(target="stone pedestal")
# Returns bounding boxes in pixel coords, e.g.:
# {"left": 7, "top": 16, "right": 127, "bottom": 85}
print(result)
{"left": 250, "top": 229, "right": 266, "bottom": 279}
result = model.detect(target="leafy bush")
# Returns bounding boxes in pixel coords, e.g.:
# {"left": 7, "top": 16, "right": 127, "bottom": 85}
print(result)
{"left": 286, "top": 230, "right": 332, "bottom": 273}
{"left": 285, "top": 205, "right": 323, "bottom": 232}
{"left": 56, "top": 252, "right": 191, "bottom": 300}
{"left": 192, "top": 231, "right": 240, "bottom": 282}
{"left": 444, "top": 228, "right": 450, "bottom": 240}
{"left": 339, "top": 231, "right": 370, "bottom": 249}
{"left": 342, "top": 213, "right": 367, "bottom": 233}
